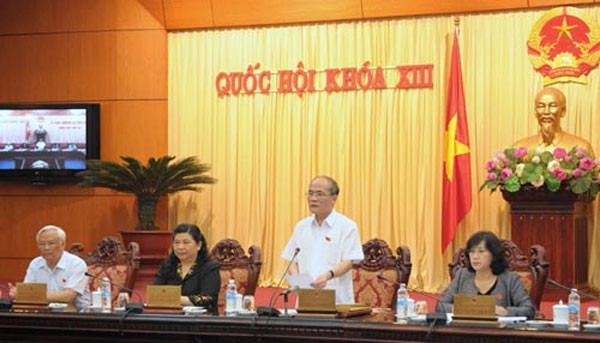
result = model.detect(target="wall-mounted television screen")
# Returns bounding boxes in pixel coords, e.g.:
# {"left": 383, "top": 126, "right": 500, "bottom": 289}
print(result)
{"left": 0, "top": 103, "right": 100, "bottom": 184}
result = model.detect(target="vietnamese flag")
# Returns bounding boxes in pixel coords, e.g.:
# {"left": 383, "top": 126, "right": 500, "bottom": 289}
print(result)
{"left": 442, "top": 31, "right": 472, "bottom": 253}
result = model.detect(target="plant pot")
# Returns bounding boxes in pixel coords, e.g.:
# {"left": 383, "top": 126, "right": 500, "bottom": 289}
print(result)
{"left": 121, "top": 230, "right": 172, "bottom": 287}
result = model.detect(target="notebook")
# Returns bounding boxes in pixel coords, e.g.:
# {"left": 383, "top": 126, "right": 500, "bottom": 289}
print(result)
{"left": 146, "top": 285, "right": 181, "bottom": 308}
{"left": 15, "top": 282, "right": 48, "bottom": 305}
{"left": 296, "top": 288, "right": 336, "bottom": 314}
{"left": 453, "top": 294, "right": 497, "bottom": 321}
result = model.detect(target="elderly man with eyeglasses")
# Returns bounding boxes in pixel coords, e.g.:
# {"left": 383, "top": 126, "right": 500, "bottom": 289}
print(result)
{"left": 281, "top": 176, "right": 364, "bottom": 304}
{"left": 9, "top": 225, "right": 90, "bottom": 310}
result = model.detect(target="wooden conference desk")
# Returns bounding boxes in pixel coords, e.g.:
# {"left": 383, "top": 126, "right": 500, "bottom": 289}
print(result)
{"left": 0, "top": 311, "right": 599, "bottom": 343}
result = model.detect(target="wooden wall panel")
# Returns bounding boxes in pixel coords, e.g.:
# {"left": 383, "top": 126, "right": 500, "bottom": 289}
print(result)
{"left": 100, "top": 101, "right": 168, "bottom": 161}
{"left": 0, "top": 32, "right": 165, "bottom": 103}
{"left": 137, "top": 0, "right": 167, "bottom": 27}
{"left": 0, "top": 260, "right": 31, "bottom": 282}
{"left": 363, "top": 0, "right": 528, "bottom": 18}
{"left": 0, "top": 0, "right": 162, "bottom": 35}
{"left": 212, "top": 0, "right": 363, "bottom": 28}
{"left": 529, "top": 0, "right": 594, "bottom": 7}
{"left": 163, "top": 0, "right": 214, "bottom": 30}
{"left": 115, "top": 31, "right": 168, "bottom": 99}
{"left": 158, "top": 0, "right": 599, "bottom": 30}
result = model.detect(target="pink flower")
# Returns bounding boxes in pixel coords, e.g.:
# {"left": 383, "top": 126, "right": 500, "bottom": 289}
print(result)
{"left": 579, "top": 157, "right": 594, "bottom": 171}
{"left": 496, "top": 152, "right": 506, "bottom": 160}
{"left": 514, "top": 147, "right": 528, "bottom": 158}
{"left": 553, "top": 148, "right": 567, "bottom": 159}
{"left": 573, "top": 169, "right": 582, "bottom": 178}
{"left": 500, "top": 168, "right": 512, "bottom": 180}
{"left": 565, "top": 155, "right": 573, "bottom": 163}
{"left": 487, "top": 173, "right": 497, "bottom": 181}
{"left": 486, "top": 159, "right": 498, "bottom": 171}
{"left": 576, "top": 148, "right": 586, "bottom": 158}
{"left": 552, "top": 168, "right": 567, "bottom": 181}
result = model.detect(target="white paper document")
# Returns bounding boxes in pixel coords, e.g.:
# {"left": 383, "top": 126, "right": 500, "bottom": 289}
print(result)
{"left": 285, "top": 273, "right": 313, "bottom": 288}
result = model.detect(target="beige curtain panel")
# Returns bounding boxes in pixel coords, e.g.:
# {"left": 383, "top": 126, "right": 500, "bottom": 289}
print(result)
{"left": 168, "top": 7, "right": 600, "bottom": 292}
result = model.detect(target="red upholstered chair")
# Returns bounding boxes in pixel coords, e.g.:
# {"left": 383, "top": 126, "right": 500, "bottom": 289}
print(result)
{"left": 69, "top": 236, "right": 140, "bottom": 305}
{"left": 351, "top": 238, "right": 412, "bottom": 310}
{"left": 448, "top": 239, "right": 549, "bottom": 317}
{"left": 209, "top": 239, "right": 262, "bottom": 314}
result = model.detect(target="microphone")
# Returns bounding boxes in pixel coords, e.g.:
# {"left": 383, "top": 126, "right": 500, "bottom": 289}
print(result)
{"left": 281, "top": 285, "right": 300, "bottom": 296}
{"left": 85, "top": 272, "right": 144, "bottom": 314}
{"left": 376, "top": 274, "right": 447, "bottom": 324}
{"left": 257, "top": 247, "right": 301, "bottom": 317}
{"left": 548, "top": 279, "right": 600, "bottom": 300}
{"left": 0, "top": 283, "right": 13, "bottom": 311}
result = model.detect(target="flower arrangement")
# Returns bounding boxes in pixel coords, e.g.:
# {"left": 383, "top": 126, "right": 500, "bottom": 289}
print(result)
{"left": 480, "top": 146, "right": 600, "bottom": 196}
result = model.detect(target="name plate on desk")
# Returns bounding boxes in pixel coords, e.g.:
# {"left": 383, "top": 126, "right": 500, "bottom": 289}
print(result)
{"left": 146, "top": 285, "right": 181, "bottom": 308}
{"left": 453, "top": 294, "right": 496, "bottom": 320}
{"left": 15, "top": 283, "right": 47, "bottom": 305}
{"left": 297, "top": 289, "right": 336, "bottom": 314}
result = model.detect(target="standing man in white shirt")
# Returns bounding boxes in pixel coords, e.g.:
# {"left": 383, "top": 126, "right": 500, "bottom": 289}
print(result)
{"left": 281, "top": 176, "right": 364, "bottom": 304}
{"left": 9, "top": 225, "right": 90, "bottom": 310}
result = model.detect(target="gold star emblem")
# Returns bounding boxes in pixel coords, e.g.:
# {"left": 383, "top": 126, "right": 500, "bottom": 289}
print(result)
{"left": 552, "top": 16, "right": 577, "bottom": 42}
{"left": 444, "top": 114, "right": 470, "bottom": 181}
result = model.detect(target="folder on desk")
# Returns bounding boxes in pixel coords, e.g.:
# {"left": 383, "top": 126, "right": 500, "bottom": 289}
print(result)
{"left": 15, "top": 282, "right": 48, "bottom": 305}
{"left": 453, "top": 294, "right": 497, "bottom": 321}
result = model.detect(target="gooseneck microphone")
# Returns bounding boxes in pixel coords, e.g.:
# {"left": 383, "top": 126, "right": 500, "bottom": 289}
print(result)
{"left": 257, "top": 247, "right": 301, "bottom": 317}
{"left": 85, "top": 272, "right": 144, "bottom": 314}
{"left": 548, "top": 279, "right": 600, "bottom": 300}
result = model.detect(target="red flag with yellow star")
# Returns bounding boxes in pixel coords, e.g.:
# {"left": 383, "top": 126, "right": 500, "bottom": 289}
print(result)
{"left": 442, "top": 31, "right": 471, "bottom": 253}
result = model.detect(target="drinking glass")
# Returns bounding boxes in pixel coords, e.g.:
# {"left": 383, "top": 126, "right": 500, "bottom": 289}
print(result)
{"left": 117, "top": 292, "right": 130, "bottom": 308}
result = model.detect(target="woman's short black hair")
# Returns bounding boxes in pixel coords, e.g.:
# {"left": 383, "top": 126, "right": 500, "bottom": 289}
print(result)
{"left": 171, "top": 223, "right": 209, "bottom": 261}
{"left": 465, "top": 230, "right": 508, "bottom": 275}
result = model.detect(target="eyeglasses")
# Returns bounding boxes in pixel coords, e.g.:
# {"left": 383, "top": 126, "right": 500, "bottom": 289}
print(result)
{"left": 305, "top": 191, "right": 331, "bottom": 199}
{"left": 37, "top": 241, "right": 59, "bottom": 248}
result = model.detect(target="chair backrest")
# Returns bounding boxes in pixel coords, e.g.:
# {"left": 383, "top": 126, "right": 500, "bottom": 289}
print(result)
{"left": 351, "top": 238, "right": 412, "bottom": 309}
{"left": 209, "top": 239, "right": 262, "bottom": 313}
{"left": 448, "top": 239, "right": 549, "bottom": 314}
{"left": 69, "top": 236, "right": 140, "bottom": 304}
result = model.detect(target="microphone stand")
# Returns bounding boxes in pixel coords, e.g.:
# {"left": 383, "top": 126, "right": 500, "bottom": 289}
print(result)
{"left": 258, "top": 247, "right": 301, "bottom": 318}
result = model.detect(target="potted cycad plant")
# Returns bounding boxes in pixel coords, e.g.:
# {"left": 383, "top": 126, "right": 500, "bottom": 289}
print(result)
{"left": 76, "top": 155, "right": 217, "bottom": 284}
{"left": 77, "top": 155, "right": 217, "bottom": 230}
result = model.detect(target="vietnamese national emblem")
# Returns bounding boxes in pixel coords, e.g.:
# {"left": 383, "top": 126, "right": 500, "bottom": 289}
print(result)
{"left": 527, "top": 6, "right": 600, "bottom": 85}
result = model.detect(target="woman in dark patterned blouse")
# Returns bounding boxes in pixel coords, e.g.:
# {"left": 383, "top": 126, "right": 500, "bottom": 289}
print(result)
{"left": 154, "top": 224, "right": 220, "bottom": 314}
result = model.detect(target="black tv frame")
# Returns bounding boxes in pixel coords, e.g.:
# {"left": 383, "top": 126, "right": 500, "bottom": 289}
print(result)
{"left": 0, "top": 103, "right": 100, "bottom": 184}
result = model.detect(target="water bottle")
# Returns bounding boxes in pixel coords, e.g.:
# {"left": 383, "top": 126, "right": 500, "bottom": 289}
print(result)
{"left": 568, "top": 288, "right": 580, "bottom": 331}
{"left": 225, "top": 279, "right": 237, "bottom": 316}
{"left": 396, "top": 283, "right": 409, "bottom": 321}
{"left": 101, "top": 277, "right": 112, "bottom": 313}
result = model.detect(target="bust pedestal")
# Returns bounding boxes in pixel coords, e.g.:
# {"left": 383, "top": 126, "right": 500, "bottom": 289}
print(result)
{"left": 502, "top": 186, "right": 594, "bottom": 290}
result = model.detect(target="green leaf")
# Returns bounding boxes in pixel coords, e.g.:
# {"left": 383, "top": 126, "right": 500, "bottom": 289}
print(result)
{"left": 545, "top": 176, "right": 561, "bottom": 192}
{"left": 521, "top": 163, "right": 543, "bottom": 183}
{"left": 570, "top": 177, "right": 592, "bottom": 194}
{"left": 504, "top": 175, "right": 521, "bottom": 192}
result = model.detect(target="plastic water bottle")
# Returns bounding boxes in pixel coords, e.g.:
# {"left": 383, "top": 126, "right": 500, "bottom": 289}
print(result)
{"left": 396, "top": 283, "right": 409, "bottom": 321}
{"left": 101, "top": 277, "right": 112, "bottom": 313}
{"left": 225, "top": 279, "right": 237, "bottom": 316}
{"left": 568, "top": 288, "right": 580, "bottom": 331}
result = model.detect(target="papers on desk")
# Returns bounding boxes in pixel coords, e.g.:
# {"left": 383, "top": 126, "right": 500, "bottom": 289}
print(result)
{"left": 498, "top": 316, "right": 527, "bottom": 324}
{"left": 285, "top": 273, "right": 313, "bottom": 288}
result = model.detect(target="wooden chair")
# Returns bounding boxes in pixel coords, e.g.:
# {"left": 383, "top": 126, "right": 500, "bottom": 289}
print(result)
{"left": 69, "top": 236, "right": 140, "bottom": 304}
{"left": 448, "top": 239, "right": 549, "bottom": 315}
{"left": 209, "top": 239, "right": 262, "bottom": 313}
{"left": 351, "top": 238, "right": 412, "bottom": 310}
